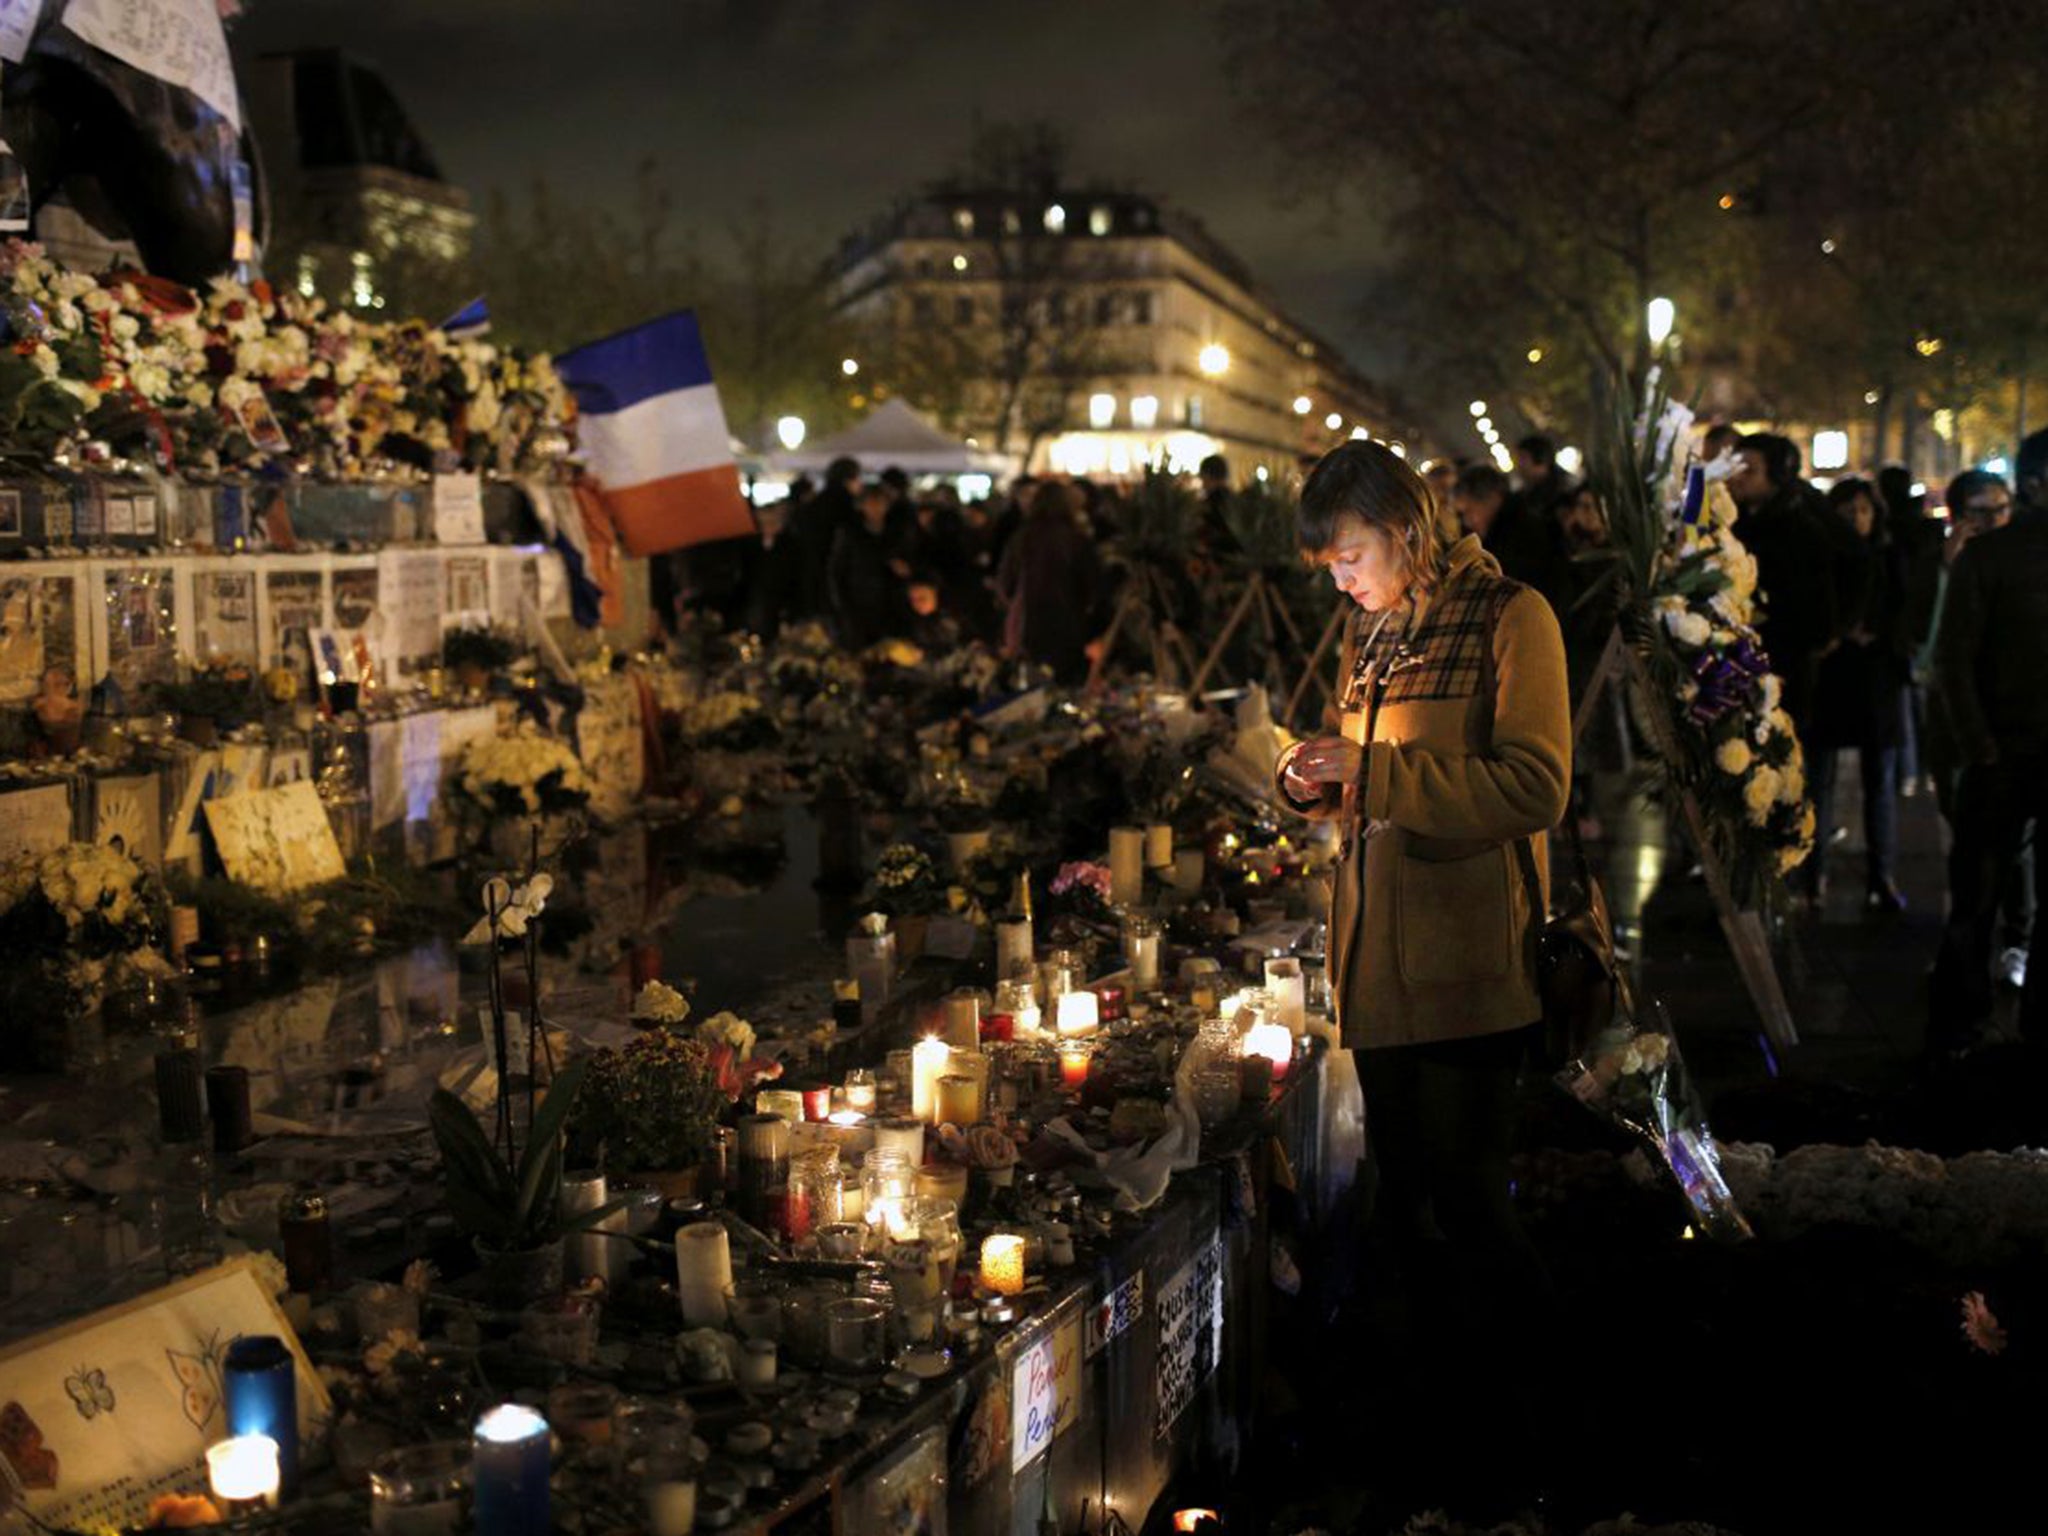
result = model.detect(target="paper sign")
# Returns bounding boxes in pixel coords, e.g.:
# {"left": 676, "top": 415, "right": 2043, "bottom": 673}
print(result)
{"left": 1154, "top": 1239, "right": 1225, "bottom": 1438}
{"left": 189, "top": 568, "right": 259, "bottom": 667}
{"left": 0, "top": 782, "right": 73, "bottom": 861}
{"left": 378, "top": 548, "right": 442, "bottom": 672}
{"left": 103, "top": 495, "right": 135, "bottom": 536}
{"left": 431, "top": 473, "right": 486, "bottom": 545}
{"left": 367, "top": 719, "right": 405, "bottom": 832}
{"left": 1009, "top": 1310, "right": 1082, "bottom": 1472}
{"left": 0, "top": 1, "right": 39, "bottom": 65}
{"left": 401, "top": 711, "right": 445, "bottom": 823}
{"left": 204, "top": 780, "right": 346, "bottom": 893}
{"left": 92, "top": 774, "right": 164, "bottom": 870}
{"left": 61, "top": 0, "right": 241, "bottom": 128}
{"left": 0, "top": 1258, "right": 328, "bottom": 1531}
{"left": 0, "top": 567, "right": 82, "bottom": 704}
{"left": 1086, "top": 1270, "right": 1145, "bottom": 1358}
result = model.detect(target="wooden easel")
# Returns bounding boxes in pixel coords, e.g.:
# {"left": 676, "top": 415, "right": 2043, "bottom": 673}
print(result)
{"left": 1189, "top": 571, "right": 1335, "bottom": 718}
{"left": 1284, "top": 603, "right": 1350, "bottom": 731}
{"left": 1089, "top": 563, "right": 1202, "bottom": 689}
{"left": 1574, "top": 624, "right": 1799, "bottom": 1054}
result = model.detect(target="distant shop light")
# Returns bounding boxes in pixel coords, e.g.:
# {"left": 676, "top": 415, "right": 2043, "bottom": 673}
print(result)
{"left": 1350, "top": 426, "right": 1369, "bottom": 441}
{"left": 1292, "top": 395, "right": 1313, "bottom": 415}
{"left": 776, "top": 415, "right": 806, "bottom": 450}
{"left": 1130, "top": 395, "right": 1160, "bottom": 429}
{"left": 1198, "top": 343, "right": 1231, "bottom": 376}
{"left": 952, "top": 253, "right": 969, "bottom": 272}
{"left": 1255, "top": 465, "right": 1270, "bottom": 481}
{"left": 1556, "top": 445, "right": 1583, "bottom": 477}
{"left": 1983, "top": 456, "right": 2010, "bottom": 477}
{"left": 1324, "top": 412, "right": 1343, "bottom": 431}
{"left": 841, "top": 357, "right": 860, "bottom": 376}
{"left": 1089, "top": 393, "right": 1117, "bottom": 429}
{"left": 1089, "top": 205, "right": 1112, "bottom": 236}
{"left": 1476, "top": 416, "right": 1494, "bottom": 434}
{"left": 1469, "top": 400, "right": 1487, "bottom": 417}
{"left": 1044, "top": 204, "right": 1067, "bottom": 234}
{"left": 1811, "top": 430, "right": 1850, "bottom": 471}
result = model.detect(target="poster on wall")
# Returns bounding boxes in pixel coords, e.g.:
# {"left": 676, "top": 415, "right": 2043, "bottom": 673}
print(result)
{"left": 259, "top": 564, "right": 327, "bottom": 678}
{"left": 187, "top": 566, "right": 259, "bottom": 668}
{"left": 489, "top": 549, "right": 542, "bottom": 631}
{"left": 0, "top": 565, "right": 85, "bottom": 706}
{"left": 443, "top": 554, "right": 489, "bottom": 631}
{"left": 0, "top": 782, "right": 74, "bottom": 861}
{"left": 0, "top": 1259, "right": 329, "bottom": 1534}
{"left": 376, "top": 548, "right": 441, "bottom": 675}
{"left": 91, "top": 774, "right": 164, "bottom": 870}
{"left": 844, "top": 1423, "right": 946, "bottom": 1536}
{"left": 1154, "top": 1238, "right": 1225, "bottom": 1440}
{"left": 92, "top": 564, "right": 181, "bottom": 699}
{"left": 330, "top": 561, "right": 380, "bottom": 631}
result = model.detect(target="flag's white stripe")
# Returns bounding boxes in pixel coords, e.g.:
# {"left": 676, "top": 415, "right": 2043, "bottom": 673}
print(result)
{"left": 578, "top": 383, "right": 734, "bottom": 488}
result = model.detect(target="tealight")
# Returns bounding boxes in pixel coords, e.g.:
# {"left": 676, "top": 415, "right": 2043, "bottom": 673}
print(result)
{"left": 207, "top": 1434, "right": 280, "bottom": 1513}
{"left": 978, "top": 1233, "right": 1026, "bottom": 1296}
{"left": 1059, "top": 1043, "right": 1092, "bottom": 1092}
{"left": 1055, "top": 991, "right": 1099, "bottom": 1039}
{"left": 1242, "top": 1021, "right": 1293, "bottom": 1076}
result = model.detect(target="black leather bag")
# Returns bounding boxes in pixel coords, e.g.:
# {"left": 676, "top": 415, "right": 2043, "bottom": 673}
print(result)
{"left": 1513, "top": 830, "right": 1625, "bottom": 1069}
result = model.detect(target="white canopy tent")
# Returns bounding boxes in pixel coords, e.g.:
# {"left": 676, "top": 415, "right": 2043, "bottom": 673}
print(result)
{"left": 766, "top": 399, "right": 1012, "bottom": 477}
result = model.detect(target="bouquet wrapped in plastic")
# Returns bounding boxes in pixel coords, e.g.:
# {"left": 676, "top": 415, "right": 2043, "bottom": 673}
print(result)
{"left": 1556, "top": 1000, "right": 1753, "bottom": 1240}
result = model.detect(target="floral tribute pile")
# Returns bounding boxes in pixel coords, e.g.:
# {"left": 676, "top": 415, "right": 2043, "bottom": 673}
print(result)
{"left": 0, "top": 239, "right": 572, "bottom": 478}
{"left": 0, "top": 842, "right": 174, "bottom": 1039}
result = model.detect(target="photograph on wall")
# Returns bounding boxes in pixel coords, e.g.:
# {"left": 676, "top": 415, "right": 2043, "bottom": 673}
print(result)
{"left": 0, "top": 570, "right": 80, "bottom": 707}
{"left": 99, "top": 565, "right": 179, "bottom": 699}
{"left": 330, "top": 564, "right": 380, "bottom": 630}
{"left": 262, "top": 568, "right": 326, "bottom": 679}
{"left": 443, "top": 553, "right": 489, "bottom": 628}
{"left": 189, "top": 568, "right": 260, "bottom": 668}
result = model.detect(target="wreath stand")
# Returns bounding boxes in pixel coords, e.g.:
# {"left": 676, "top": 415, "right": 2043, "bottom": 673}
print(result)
{"left": 1575, "top": 625, "right": 1799, "bottom": 1055}
{"left": 1088, "top": 564, "right": 1202, "bottom": 690}
{"left": 1189, "top": 570, "right": 1335, "bottom": 721}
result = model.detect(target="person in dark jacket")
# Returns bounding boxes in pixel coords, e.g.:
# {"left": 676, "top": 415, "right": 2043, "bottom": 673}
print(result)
{"left": 1728, "top": 433, "right": 1842, "bottom": 742}
{"left": 1457, "top": 462, "right": 1571, "bottom": 618}
{"left": 995, "top": 481, "right": 1104, "bottom": 685}
{"left": 794, "top": 456, "right": 861, "bottom": 620}
{"left": 1929, "top": 427, "right": 2048, "bottom": 1050}
{"left": 827, "top": 482, "right": 906, "bottom": 650}
{"left": 1807, "top": 478, "right": 1910, "bottom": 911}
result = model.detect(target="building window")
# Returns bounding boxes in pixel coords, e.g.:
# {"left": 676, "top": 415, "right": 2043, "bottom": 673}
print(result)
{"left": 1001, "top": 207, "right": 1022, "bottom": 235}
{"left": 913, "top": 294, "right": 936, "bottom": 324}
{"left": 1094, "top": 293, "right": 1119, "bottom": 327}
{"left": 1131, "top": 291, "right": 1155, "bottom": 325}
{"left": 1043, "top": 203, "right": 1067, "bottom": 234}
{"left": 1130, "top": 394, "right": 1160, "bottom": 429}
{"left": 952, "top": 207, "right": 975, "bottom": 237}
{"left": 1089, "top": 393, "right": 1117, "bottom": 429}
{"left": 917, "top": 257, "right": 934, "bottom": 279}
{"left": 1089, "top": 204, "right": 1113, "bottom": 237}
{"left": 1185, "top": 396, "right": 1204, "bottom": 428}
{"left": 954, "top": 296, "right": 976, "bottom": 325}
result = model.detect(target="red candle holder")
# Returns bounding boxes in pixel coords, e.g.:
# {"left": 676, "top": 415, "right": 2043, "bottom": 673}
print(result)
{"left": 800, "top": 1084, "right": 834, "bottom": 1122}
{"left": 980, "top": 1012, "right": 1016, "bottom": 1043}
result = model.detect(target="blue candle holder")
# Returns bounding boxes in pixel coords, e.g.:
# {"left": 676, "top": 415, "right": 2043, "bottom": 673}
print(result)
{"left": 473, "top": 1404, "right": 551, "bottom": 1536}
{"left": 223, "top": 1336, "right": 298, "bottom": 1494}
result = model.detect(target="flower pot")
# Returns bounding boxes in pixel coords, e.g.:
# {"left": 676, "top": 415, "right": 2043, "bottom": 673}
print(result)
{"left": 472, "top": 1237, "right": 565, "bottom": 1307}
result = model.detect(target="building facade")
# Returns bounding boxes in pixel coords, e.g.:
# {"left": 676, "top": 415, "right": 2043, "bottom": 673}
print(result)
{"left": 829, "top": 190, "right": 1419, "bottom": 479}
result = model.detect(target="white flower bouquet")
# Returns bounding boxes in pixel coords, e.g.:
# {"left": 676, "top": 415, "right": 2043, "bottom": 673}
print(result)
{"left": 0, "top": 843, "right": 174, "bottom": 1046}
{"left": 458, "top": 727, "right": 592, "bottom": 818}
{"left": 1557, "top": 1001, "right": 1754, "bottom": 1241}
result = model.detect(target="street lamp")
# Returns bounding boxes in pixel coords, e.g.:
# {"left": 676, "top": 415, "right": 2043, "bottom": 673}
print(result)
{"left": 1198, "top": 343, "right": 1231, "bottom": 376}
{"left": 1324, "top": 412, "right": 1343, "bottom": 431}
{"left": 1469, "top": 400, "right": 1487, "bottom": 417}
{"left": 1292, "top": 395, "right": 1312, "bottom": 415}
{"left": 1476, "top": 416, "right": 1494, "bottom": 435}
{"left": 776, "top": 415, "right": 806, "bottom": 451}
{"left": 841, "top": 357, "right": 860, "bottom": 377}
{"left": 1646, "top": 297, "right": 1676, "bottom": 350}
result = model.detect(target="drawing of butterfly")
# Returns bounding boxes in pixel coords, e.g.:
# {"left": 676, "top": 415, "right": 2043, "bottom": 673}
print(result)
{"left": 63, "top": 1368, "right": 115, "bottom": 1422}
{"left": 166, "top": 1336, "right": 225, "bottom": 1432}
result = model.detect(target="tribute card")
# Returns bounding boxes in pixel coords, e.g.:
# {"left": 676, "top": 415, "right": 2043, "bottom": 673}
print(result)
{"left": 0, "top": 782, "right": 75, "bottom": 861}
{"left": 0, "top": 565, "right": 83, "bottom": 706}
{"left": 431, "top": 473, "right": 486, "bottom": 545}
{"left": 187, "top": 566, "right": 259, "bottom": 669}
{"left": 204, "top": 780, "right": 346, "bottom": 894}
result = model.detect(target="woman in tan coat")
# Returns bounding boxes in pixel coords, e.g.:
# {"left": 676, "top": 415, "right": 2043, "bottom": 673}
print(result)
{"left": 1276, "top": 440, "right": 1570, "bottom": 1507}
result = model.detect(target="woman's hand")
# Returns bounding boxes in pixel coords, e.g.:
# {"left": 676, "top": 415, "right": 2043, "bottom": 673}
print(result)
{"left": 1285, "top": 735, "right": 1363, "bottom": 795}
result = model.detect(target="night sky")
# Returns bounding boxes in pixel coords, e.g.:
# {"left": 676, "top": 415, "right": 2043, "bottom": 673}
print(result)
{"left": 230, "top": 0, "right": 1396, "bottom": 377}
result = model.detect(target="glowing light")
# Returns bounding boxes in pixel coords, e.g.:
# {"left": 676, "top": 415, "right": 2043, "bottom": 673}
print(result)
{"left": 1915, "top": 336, "right": 1944, "bottom": 357}
{"left": 1255, "top": 464, "right": 1270, "bottom": 481}
{"left": 1984, "top": 456, "right": 2010, "bottom": 476}
{"left": 1242, "top": 1021, "right": 1293, "bottom": 1075}
{"left": 1350, "top": 426, "right": 1369, "bottom": 441}
{"left": 1476, "top": 416, "right": 1494, "bottom": 434}
{"left": 1718, "top": 193, "right": 1736, "bottom": 210}
{"left": 1043, "top": 204, "right": 1067, "bottom": 234}
{"left": 1089, "top": 393, "right": 1116, "bottom": 429}
{"left": 776, "top": 415, "right": 806, "bottom": 451}
{"left": 1089, "top": 205, "right": 1112, "bottom": 236}
{"left": 1811, "top": 430, "right": 1850, "bottom": 471}
{"left": 1865, "top": 390, "right": 1882, "bottom": 405}
{"left": 1130, "top": 394, "right": 1159, "bottom": 428}
{"left": 1469, "top": 400, "right": 1487, "bottom": 417}
{"left": 1820, "top": 238, "right": 1837, "bottom": 255}
{"left": 951, "top": 253, "right": 969, "bottom": 273}
{"left": 1198, "top": 342, "right": 1231, "bottom": 376}
{"left": 1324, "top": 412, "right": 1343, "bottom": 431}
{"left": 1646, "top": 296, "right": 1676, "bottom": 348}
{"left": 1292, "top": 395, "right": 1313, "bottom": 415}
{"left": 1490, "top": 442, "right": 1514, "bottom": 471}
{"left": 840, "top": 357, "right": 860, "bottom": 377}
{"left": 1388, "top": 441, "right": 1407, "bottom": 458}
{"left": 207, "top": 1435, "right": 281, "bottom": 1507}
{"left": 1527, "top": 347, "right": 1543, "bottom": 363}
{"left": 1555, "top": 445, "right": 1583, "bottom": 476}
{"left": 979, "top": 1234, "right": 1026, "bottom": 1295}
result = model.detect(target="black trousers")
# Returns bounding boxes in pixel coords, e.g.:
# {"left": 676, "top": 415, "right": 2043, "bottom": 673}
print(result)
{"left": 1932, "top": 757, "right": 2046, "bottom": 1045}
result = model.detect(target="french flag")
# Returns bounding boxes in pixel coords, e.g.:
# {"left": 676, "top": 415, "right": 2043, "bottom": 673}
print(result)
{"left": 554, "top": 311, "right": 755, "bottom": 556}
{"left": 439, "top": 295, "right": 491, "bottom": 339}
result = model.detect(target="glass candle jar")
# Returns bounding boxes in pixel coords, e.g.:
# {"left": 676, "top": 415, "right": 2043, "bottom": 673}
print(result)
{"left": 843, "top": 1068, "right": 878, "bottom": 1115}
{"left": 900, "top": 1197, "right": 962, "bottom": 1296}
{"left": 785, "top": 1146, "right": 843, "bottom": 1241}
{"left": 825, "top": 1295, "right": 890, "bottom": 1373}
{"left": 369, "top": 1441, "right": 471, "bottom": 1536}
{"left": 862, "top": 1148, "right": 916, "bottom": 1240}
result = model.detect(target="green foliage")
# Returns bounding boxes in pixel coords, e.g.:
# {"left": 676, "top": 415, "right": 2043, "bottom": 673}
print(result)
{"left": 441, "top": 627, "right": 517, "bottom": 674}
{"left": 1116, "top": 471, "right": 1201, "bottom": 568}
{"left": 567, "top": 1028, "right": 728, "bottom": 1174}
{"left": 152, "top": 664, "right": 258, "bottom": 726}
{"left": 430, "top": 1055, "right": 619, "bottom": 1250}
{"left": 165, "top": 860, "right": 465, "bottom": 968}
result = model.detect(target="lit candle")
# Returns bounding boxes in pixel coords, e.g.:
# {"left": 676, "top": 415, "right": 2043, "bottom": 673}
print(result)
{"left": 978, "top": 1233, "right": 1026, "bottom": 1296}
{"left": 673, "top": 1222, "right": 733, "bottom": 1327}
{"left": 1059, "top": 1043, "right": 1092, "bottom": 1092}
{"left": 942, "top": 990, "right": 981, "bottom": 1050}
{"left": 1263, "top": 956, "right": 1307, "bottom": 1034}
{"left": 1108, "top": 825, "right": 1145, "bottom": 907}
{"left": 843, "top": 1068, "right": 878, "bottom": 1114}
{"left": 912, "top": 1037, "right": 952, "bottom": 1124}
{"left": 1145, "top": 823, "right": 1174, "bottom": 868}
{"left": 472, "top": 1404, "right": 550, "bottom": 1536}
{"left": 1243, "top": 1021, "right": 1293, "bottom": 1077}
{"left": 1013, "top": 1000, "right": 1044, "bottom": 1038}
{"left": 207, "top": 1434, "right": 281, "bottom": 1513}
{"left": 935, "top": 1073, "right": 980, "bottom": 1127}
{"left": 871, "top": 1116, "right": 926, "bottom": 1166}
{"left": 222, "top": 1336, "right": 299, "bottom": 1494}
{"left": 1055, "top": 990, "right": 1099, "bottom": 1039}
{"left": 824, "top": 1110, "right": 875, "bottom": 1158}
{"left": 1125, "top": 919, "right": 1161, "bottom": 990}
{"left": 799, "top": 1083, "right": 834, "bottom": 1122}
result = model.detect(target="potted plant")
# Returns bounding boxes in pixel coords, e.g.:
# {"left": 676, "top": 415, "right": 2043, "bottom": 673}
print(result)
{"left": 568, "top": 1014, "right": 743, "bottom": 1200}
{"left": 442, "top": 626, "right": 516, "bottom": 695}
{"left": 429, "top": 1055, "right": 622, "bottom": 1305}
{"left": 861, "top": 842, "right": 948, "bottom": 960}
{"left": 153, "top": 662, "right": 258, "bottom": 747}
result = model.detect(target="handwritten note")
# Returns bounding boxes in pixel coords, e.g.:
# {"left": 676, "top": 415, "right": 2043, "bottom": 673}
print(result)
{"left": 1009, "top": 1309, "right": 1082, "bottom": 1472}
{"left": 431, "top": 473, "right": 486, "bottom": 545}
{"left": 1086, "top": 1269, "right": 1145, "bottom": 1358}
{"left": 1154, "top": 1239, "right": 1225, "bottom": 1438}
{"left": 60, "top": 0, "right": 241, "bottom": 128}
{"left": 204, "top": 780, "right": 346, "bottom": 894}
{"left": 378, "top": 548, "right": 442, "bottom": 672}
{"left": 0, "top": 783, "right": 73, "bottom": 861}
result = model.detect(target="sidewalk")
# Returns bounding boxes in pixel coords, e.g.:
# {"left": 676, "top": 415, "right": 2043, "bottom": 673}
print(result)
{"left": 1581, "top": 758, "right": 2041, "bottom": 1155}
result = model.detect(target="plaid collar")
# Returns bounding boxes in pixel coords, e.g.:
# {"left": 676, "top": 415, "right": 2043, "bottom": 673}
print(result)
{"left": 1341, "top": 564, "right": 1517, "bottom": 709}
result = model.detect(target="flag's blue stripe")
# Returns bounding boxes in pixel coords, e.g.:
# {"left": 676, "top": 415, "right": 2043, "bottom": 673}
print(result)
{"left": 442, "top": 296, "right": 490, "bottom": 333}
{"left": 554, "top": 310, "right": 715, "bottom": 415}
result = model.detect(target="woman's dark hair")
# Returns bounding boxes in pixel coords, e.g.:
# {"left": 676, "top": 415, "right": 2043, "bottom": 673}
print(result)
{"left": 1825, "top": 476, "right": 1889, "bottom": 543}
{"left": 1297, "top": 440, "right": 1448, "bottom": 596}
{"left": 1027, "top": 480, "right": 1074, "bottom": 523}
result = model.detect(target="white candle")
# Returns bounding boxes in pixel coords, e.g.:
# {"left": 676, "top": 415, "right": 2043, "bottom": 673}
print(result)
{"left": 207, "top": 1434, "right": 280, "bottom": 1510}
{"left": 674, "top": 1223, "right": 732, "bottom": 1326}
{"left": 1243, "top": 1021, "right": 1294, "bottom": 1074}
{"left": 871, "top": 1117, "right": 926, "bottom": 1166}
{"left": 1055, "top": 990, "right": 1099, "bottom": 1039}
{"left": 912, "top": 1037, "right": 953, "bottom": 1124}
{"left": 1108, "top": 826, "right": 1145, "bottom": 908}
{"left": 646, "top": 1480, "right": 697, "bottom": 1536}
{"left": 1264, "top": 957, "right": 1307, "bottom": 1035}
{"left": 737, "top": 1338, "right": 777, "bottom": 1389}
{"left": 942, "top": 990, "right": 981, "bottom": 1050}
{"left": 1126, "top": 924, "right": 1161, "bottom": 990}
{"left": 1145, "top": 823, "right": 1174, "bottom": 868}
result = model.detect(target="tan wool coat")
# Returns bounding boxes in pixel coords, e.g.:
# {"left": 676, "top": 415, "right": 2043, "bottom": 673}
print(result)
{"left": 1278, "top": 536, "right": 1572, "bottom": 1050}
